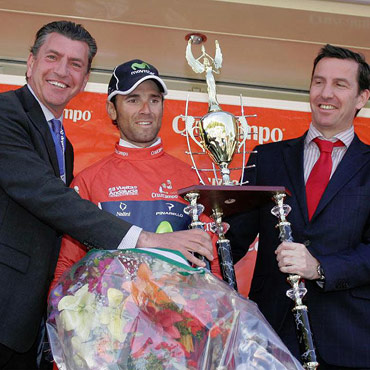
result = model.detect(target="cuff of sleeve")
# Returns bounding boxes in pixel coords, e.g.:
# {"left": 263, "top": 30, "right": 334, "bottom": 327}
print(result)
{"left": 117, "top": 225, "right": 142, "bottom": 249}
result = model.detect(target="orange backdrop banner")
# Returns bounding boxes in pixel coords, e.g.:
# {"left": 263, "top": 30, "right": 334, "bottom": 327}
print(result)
{"left": 2, "top": 82, "right": 370, "bottom": 297}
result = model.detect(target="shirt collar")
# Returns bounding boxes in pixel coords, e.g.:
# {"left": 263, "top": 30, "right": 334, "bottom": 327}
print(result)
{"left": 27, "top": 84, "right": 63, "bottom": 122}
{"left": 305, "top": 123, "right": 354, "bottom": 149}
{"left": 118, "top": 137, "right": 161, "bottom": 148}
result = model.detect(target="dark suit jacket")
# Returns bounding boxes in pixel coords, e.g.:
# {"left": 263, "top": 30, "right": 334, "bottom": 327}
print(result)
{"left": 227, "top": 133, "right": 370, "bottom": 367}
{"left": 0, "top": 86, "right": 132, "bottom": 352}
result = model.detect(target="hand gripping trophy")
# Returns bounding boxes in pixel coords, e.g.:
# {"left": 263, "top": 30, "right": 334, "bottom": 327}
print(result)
{"left": 180, "top": 38, "right": 318, "bottom": 369}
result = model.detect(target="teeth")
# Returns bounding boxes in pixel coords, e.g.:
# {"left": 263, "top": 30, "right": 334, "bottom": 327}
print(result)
{"left": 320, "top": 104, "right": 335, "bottom": 110}
{"left": 137, "top": 122, "right": 151, "bottom": 125}
{"left": 49, "top": 81, "right": 67, "bottom": 88}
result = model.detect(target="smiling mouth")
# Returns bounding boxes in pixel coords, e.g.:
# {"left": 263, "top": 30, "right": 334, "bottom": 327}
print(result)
{"left": 319, "top": 104, "right": 336, "bottom": 110}
{"left": 136, "top": 121, "right": 152, "bottom": 126}
{"left": 48, "top": 81, "right": 67, "bottom": 89}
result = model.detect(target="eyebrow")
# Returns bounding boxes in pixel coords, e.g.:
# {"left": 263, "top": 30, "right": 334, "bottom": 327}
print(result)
{"left": 45, "top": 49, "right": 86, "bottom": 64}
{"left": 125, "top": 93, "right": 162, "bottom": 99}
{"left": 312, "top": 75, "right": 351, "bottom": 84}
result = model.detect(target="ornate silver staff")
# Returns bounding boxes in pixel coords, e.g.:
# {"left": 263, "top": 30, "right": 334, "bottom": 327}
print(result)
{"left": 183, "top": 191, "right": 211, "bottom": 270}
{"left": 271, "top": 192, "right": 318, "bottom": 370}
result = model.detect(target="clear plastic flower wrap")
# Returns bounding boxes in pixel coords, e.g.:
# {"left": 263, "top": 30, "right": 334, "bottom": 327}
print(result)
{"left": 47, "top": 248, "right": 303, "bottom": 370}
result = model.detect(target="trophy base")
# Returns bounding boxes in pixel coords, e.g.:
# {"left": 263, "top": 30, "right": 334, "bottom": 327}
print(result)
{"left": 178, "top": 185, "right": 288, "bottom": 218}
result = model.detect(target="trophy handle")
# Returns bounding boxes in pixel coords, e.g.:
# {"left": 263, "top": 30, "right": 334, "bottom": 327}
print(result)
{"left": 237, "top": 116, "right": 250, "bottom": 151}
{"left": 184, "top": 115, "right": 204, "bottom": 151}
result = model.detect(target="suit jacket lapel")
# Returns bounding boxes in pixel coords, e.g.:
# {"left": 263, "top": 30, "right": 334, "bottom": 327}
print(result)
{"left": 282, "top": 134, "right": 309, "bottom": 223}
{"left": 15, "top": 86, "right": 60, "bottom": 177}
{"left": 65, "top": 139, "right": 74, "bottom": 185}
{"left": 313, "top": 135, "right": 370, "bottom": 218}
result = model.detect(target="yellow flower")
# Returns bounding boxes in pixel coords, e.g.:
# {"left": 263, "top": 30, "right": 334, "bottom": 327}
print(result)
{"left": 100, "top": 288, "right": 127, "bottom": 342}
{"left": 58, "top": 284, "right": 97, "bottom": 341}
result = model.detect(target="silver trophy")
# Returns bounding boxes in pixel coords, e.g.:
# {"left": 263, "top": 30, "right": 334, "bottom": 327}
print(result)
{"left": 184, "top": 38, "right": 254, "bottom": 186}
{"left": 179, "top": 39, "right": 284, "bottom": 290}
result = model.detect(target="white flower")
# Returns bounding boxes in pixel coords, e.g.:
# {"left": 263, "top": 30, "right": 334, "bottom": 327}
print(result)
{"left": 58, "top": 284, "right": 97, "bottom": 341}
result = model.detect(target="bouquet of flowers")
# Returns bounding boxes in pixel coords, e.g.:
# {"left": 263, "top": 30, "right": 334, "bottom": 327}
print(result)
{"left": 48, "top": 248, "right": 302, "bottom": 370}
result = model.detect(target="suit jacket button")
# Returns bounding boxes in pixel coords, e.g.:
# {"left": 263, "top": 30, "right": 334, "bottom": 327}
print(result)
{"left": 303, "top": 240, "right": 311, "bottom": 247}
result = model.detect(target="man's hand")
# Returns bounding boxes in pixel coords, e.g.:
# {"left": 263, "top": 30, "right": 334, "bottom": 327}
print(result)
{"left": 275, "top": 241, "right": 320, "bottom": 280}
{"left": 136, "top": 229, "right": 214, "bottom": 267}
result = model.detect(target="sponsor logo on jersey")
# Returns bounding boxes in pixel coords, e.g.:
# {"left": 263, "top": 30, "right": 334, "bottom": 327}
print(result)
{"left": 159, "top": 180, "right": 172, "bottom": 194}
{"left": 115, "top": 148, "right": 129, "bottom": 157}
{"left": 155, "top": 202, "right": 184, "bottom": 218}
{"left": 116, "top": 202, "right": 131, "bottom": 217}
{"left": 108, "top": 185, "right": 138, "bottom": 197}
{"left": 151, "top": 147, "right": 163, "bottom": 156}
{"left": 151, "top": 180, "right": 178, "bottom": 199}
{"left": 166, "top": 203, "right": 174, "bottom": 211}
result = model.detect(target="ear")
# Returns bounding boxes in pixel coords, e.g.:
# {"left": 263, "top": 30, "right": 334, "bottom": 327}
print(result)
{"left": 356, "top": 89, "right": 370, "bottom": 110}
{"left": 26, "top": 53, "right": 35, "bottom": 80}
{"left": 106, "top": 100, "right": 117, "bottom": 120}
{"left": 79, "top": 72, "right": 90, "bottom": 93}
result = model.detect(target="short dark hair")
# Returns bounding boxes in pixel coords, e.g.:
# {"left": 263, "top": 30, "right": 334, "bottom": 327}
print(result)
{"left": 30, "top": 20, "right": 97, "bottom": 72}
{"left": 312, "top": 44, "right": 370, "bottom": 93}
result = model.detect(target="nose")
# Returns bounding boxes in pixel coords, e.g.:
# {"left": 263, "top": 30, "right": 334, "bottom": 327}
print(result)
{"left": 54, "top": 58, "right": 68, "bottom": 77}
{"left": 139, "top": 101, "right": 151, "bottom": 114}
{"left": 320, "top": 83, "right": 334, "bottom": 99}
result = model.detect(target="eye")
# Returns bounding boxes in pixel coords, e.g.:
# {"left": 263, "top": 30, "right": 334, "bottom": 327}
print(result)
{"left": 71, "top": 62, "right": 83, "bottom": 69}
{"left": 151, "top": 98, "right": 161, "bottom": 104}
{"left": 336, "top": 82, "right": 347, "bottom": 88}
{"left": 46, "top": 54, "right": 57, "bottom": 61}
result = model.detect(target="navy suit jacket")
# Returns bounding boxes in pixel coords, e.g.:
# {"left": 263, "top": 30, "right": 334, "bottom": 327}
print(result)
{"left": 0, "top": 86, "right": 132, "bottom": 352}
{"left": 227, "top": 132, "right": 370, "bottom": 367}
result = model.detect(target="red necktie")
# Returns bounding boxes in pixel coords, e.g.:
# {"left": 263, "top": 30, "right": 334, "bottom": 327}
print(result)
{"left": 306, "top": 138, "right": 344, "bottom": 220}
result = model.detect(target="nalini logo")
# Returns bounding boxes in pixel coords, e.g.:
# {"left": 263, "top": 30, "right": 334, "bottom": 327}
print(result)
{"left": 131, "top": 62, "right": 150, "bottom": 70}
{"left": 116, "top": 202, "right": 131, "bottom": 217}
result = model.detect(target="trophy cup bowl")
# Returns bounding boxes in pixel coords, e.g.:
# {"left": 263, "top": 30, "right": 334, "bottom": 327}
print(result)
{"left": 199, "top": 111, "right": 238, "bottom": 170}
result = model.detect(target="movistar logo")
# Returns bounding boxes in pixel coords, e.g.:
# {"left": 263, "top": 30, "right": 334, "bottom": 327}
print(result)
{"left": 131, "top": 62, "right": 150, "bottom": 70}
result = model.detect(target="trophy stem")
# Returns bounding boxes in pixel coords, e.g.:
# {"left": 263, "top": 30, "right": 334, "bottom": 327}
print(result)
{"left": 211, "top": 208, "right": 238, "bottom": 291}
{"left": 271, "top": 192, "right": 318, "bottom": 369}
{"left": 220, "top": 163, "right": 233, "bottom": 186}
{"left": 184, "top": 192, "right": 211, "bottom": 270}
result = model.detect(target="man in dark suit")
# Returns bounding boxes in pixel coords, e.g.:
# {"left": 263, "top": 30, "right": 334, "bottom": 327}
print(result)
{"left": 0, "top": 21, "right": 213, "bottom": 369}
{"left": 227, "top": 44, "right": 370, "bottom": 369}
